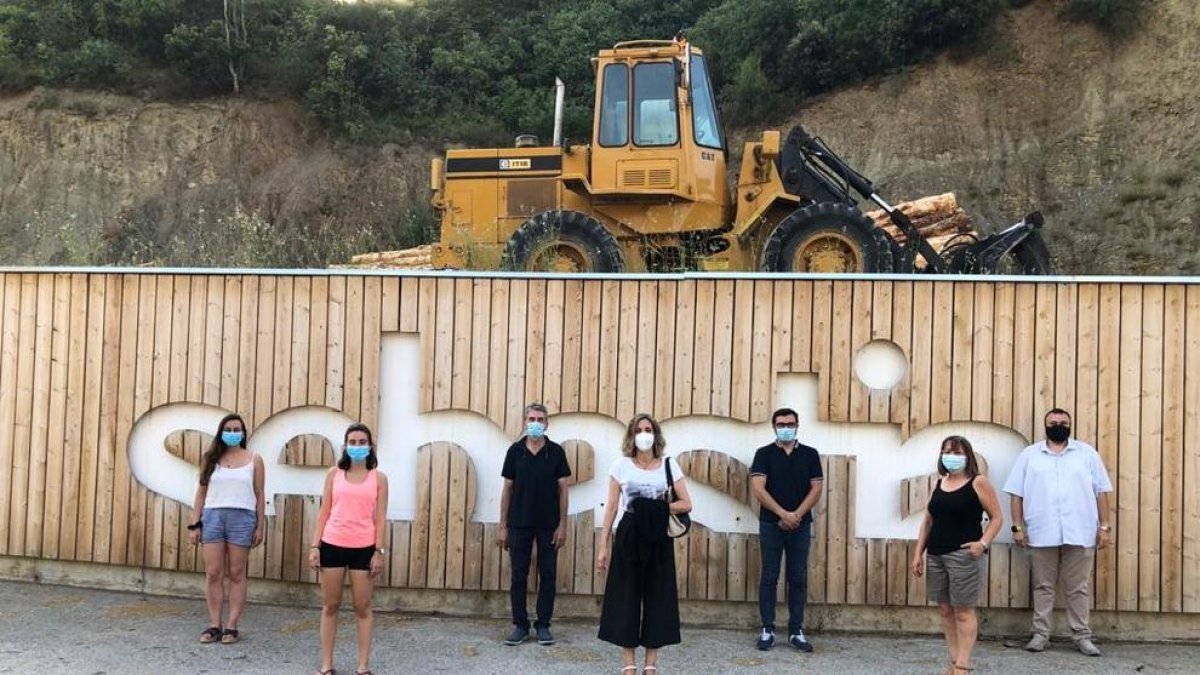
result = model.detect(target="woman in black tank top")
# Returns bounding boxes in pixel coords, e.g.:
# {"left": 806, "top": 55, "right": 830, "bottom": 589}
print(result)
{"left": 912, "top": 436, "right": 1004, "bottom": 675}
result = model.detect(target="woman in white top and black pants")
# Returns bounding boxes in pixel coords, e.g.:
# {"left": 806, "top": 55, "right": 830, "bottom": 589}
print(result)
{"left": 597, "top": 414, "right": 692, "bottom": 675}
{"left": 187, "top": 413, "right": 265, "bottom": 645}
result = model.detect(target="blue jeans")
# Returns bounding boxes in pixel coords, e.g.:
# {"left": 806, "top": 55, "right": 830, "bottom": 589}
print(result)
{"left": 758, "top": 520, "right": 812, "bottom": 634}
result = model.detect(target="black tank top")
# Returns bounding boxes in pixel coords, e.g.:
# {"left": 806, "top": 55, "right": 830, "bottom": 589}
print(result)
{"left": 926, "top": 476, "right": 984, "bottom": 555}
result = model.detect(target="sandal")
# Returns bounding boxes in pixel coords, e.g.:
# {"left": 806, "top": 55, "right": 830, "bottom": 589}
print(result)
{"left": 315, "top": 670, "right": 336, "bottom": 675}
{"left": 952, "top": 666, "right": 973, "bottom": 674}
{"left": 199, "top": 626, "right": 222, "bottom": 643}
{"left": 220, "top": 628, "right": 240, "bottom": 644}
{"left": 622, "top": 668, "right": 637, "bottom": 674}
{"left": 643, "top": 667, "right": 658, "bottom": 675}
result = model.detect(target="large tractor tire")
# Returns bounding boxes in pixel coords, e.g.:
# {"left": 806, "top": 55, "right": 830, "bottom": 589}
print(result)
{"left": 760, "top": 202, "right": 894, "bottom": 273}
{"left": 502, "top": 210, "right": 624, "bottom": 273}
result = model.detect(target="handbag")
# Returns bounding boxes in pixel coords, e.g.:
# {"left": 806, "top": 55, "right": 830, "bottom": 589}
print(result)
{"left": 664, "top": 456, "right": 691, "bottom": 538}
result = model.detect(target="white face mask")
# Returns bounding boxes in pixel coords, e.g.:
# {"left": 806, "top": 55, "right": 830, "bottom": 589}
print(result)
{"left": 634, "top": 432, "right": 655, "bottom": 452}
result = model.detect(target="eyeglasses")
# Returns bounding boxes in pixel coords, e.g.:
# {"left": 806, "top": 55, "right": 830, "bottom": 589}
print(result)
{"left": 774, "top": 423, "right": 798, "bottom": 429}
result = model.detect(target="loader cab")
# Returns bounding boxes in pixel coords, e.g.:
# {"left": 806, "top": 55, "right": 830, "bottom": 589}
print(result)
{"left": 588, "top": 40, "right": 731, "bottom": 233}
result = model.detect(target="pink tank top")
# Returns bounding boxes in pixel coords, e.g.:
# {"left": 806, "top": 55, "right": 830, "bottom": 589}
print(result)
{"left": 322, "top": 469, "right": 378, "bottom": 548}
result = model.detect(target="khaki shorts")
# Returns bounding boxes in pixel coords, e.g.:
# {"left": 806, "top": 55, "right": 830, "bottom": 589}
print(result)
{"left": 926, "top": 549, "right": 985, "bottom": 607}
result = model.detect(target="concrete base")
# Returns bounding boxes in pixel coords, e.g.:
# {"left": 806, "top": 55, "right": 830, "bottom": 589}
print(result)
{"left": 3, "top": 555, "right": 1198, "bottom": 643}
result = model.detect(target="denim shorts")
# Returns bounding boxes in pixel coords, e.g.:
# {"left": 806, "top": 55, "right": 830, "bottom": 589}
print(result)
{"left": 201, "top": 507, "right": 257, "bottom": 547}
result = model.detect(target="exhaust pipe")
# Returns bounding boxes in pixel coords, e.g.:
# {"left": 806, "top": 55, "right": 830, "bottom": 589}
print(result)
{"left": 553, "top": 77, "right": 565, "bottom": 147}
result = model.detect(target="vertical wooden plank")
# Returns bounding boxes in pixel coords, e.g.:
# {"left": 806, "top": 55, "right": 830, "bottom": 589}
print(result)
{"left": 654, "top": 281, "right": 676, "bottom": 422}
{"left": 1094, "top": 283, "right": 1121, "bottom": 610}
{"left": 409, "top": 444, "right": 431, "bottom": 588}
{"left": 811, "top": 281, "right": 833, "bottom": 422}
{"left": 636, "top": 280, "right": 659, "bottom": 417}
{"left": 888, "top": 282, "right": 912, "bottom": 432}
{"left": 506, "top": 280, "right": 529, "bottom": 435}
{"left": 887, "top": 540, "right": 909, "bottom": 606}
{"left": 40, "top": 275, "right": 70, "bottom": 558}
{"left": 236, "top": 276, "right": 264, "bottom": 578}
{"left": 0, "top": 276, "right": 20, "bottom": 556}
{"left": 399, "top": 277, "right": 419, "bottom": 333}
{"left": 1138, "top": 285, "right": 1163, "bottom": 612}
{"left": 707, "top": 280, "right": 733, "bottom": 418}
{"left": 750, "top": 281, "right": 774, "bottom": 422}
{"left": 1055, "top": 284, "right": 1079, "bottom": 422}
{"left": 971, "top": 284, "right": 995, "bottom": 423}
{"left": 790, "top": 281, "right": 814, "bottom": 375}
{"left": 23, "top": 275, "right": 54, "bottom": 556}
{"left": 690, "top": 280, "right": 715, "bottom": 415}
{"left": 268, "top": 277, "right": 295, "bottom": 579}
{"left": 849, "top": 281, "right": 872, "bottom": 422}
{"left": 868, "top": 282, "right": 892, "bottom": 423}
{"left": 673, "top": 280, "right": 696, "bottom": 419}
{"left": 846, "top": 456, "right": 866, "bottom": 605}
{"left": 543, "top": 279, "right": 565, "bottom": 413}
{"left": 729, "top": 279, "right": 754, "bottom": 421}
{"left": 57, "top": 275, "right": 88, "bottom": 560}
{"left": 106, "top": 276, "right": 137, "bottom": 564}
{"left": 464, "top": 522, "right": 484, "bottom": 591}
{"left": 615, "top": 281, "right": 640, "bottom": 422}
{"left": 6, "top": 276, "right": 36, "bottom": 553}
{"left": 560, "top": 279, "right": 583, "bottom": 414}
{"left": 1011, "top": 284, "right": 1037, "bottom": 442}
{"left": 726, "top": 532, "right": 747, "bottom": 602}
{"left": 162, "top": 276, "right": 191, "bottom": 571}
{"left": 706, "top": 530, "right": 728, "bottom": 601}
{"left": 908, "top": 282, "right": 934, "bottom": 435}
{"left": 360, "top": 277, "right": 382, "bottom": 432}
{"left": 1075, "top": 284, "right": 1099, "bottom": 475}
{"left": 325, "top": 277, "right": 346, "bottom": 414}
{"left": 1183, "top": 286, "right": 1200, "bottom": 612}
{"left": 828, "top": 280, "right": 853, "bottom": 423}
{"left": 808, "top": 455, "right": 828, "bottom": 604}
{"left": 992, "top": 283, "right": 1016, "bottom": 433}
{"left": 427, "top": 444, "right": 450, "bottom": 588}
{"left": 418, "top": 277, "right": 437, "bottom": 414}
{"left": 203, "top": 277, "right": 225, "bottom": 408}
{"left": 124, "top": 275, "right": 158, "bottom": 567}
{"left": 866, "top": 538, "right": 887, "bottom": 606}
{"left": 445, "top": 448, "right": 468, "bottom": 589}
{"left": 449, "top": 278, "right": 472, "bottom": 410}
{"left": 342, "top": 276, "right": 363, "bottom": 421}
{"left": 470, "top": 278, "right": 493, "bottom": 415}
{"left": 573, "top": 507, "right": 595, "bottom": 595}
{"left": 92, "top": 277, "right": 121, "bottom": 564}
{"left": 524, "top": 279, "right": 547, "bottom": 412}
{"left": 1117, "top": 285, "right": 1142, "bottom": 611}
{"left": 771, "top": 280, "right": 793, "bottom": 381}
{"left": 1161, "top": 285, "right": 1185, "bottom": 613}
{"left": 579, "top": 281, "right": 603, "bottom": 414}
{"left": 482, "top": 523, "right": 501, "bottom": 591}
{"left": 929, "top": 282, "right": 955, "bottom": 426}
{"left": 487, "top": 280, "right": 510, "bottom": 426}
{"left": 1032, "top": 284, "right": 1057, "bottom": 437}
{"left": 381, "top": 277, "right": 400, "bottom": 333}
{"left": 390, "top": 521, "right": 412, "bottom": 588}
{"left": 687, "top": 525, "right": 708, "bottom": 600}
{"left": 255, "top": 277, "right": 281, "bottom": 577}
{"left": 307, "top": 277, "right": 329, "bottom": 410}
{"left": 950, "top": 282, "right": 974, "bottom": 422}
{"left": 825, "top": 455, "right": 848, "bottom": 604}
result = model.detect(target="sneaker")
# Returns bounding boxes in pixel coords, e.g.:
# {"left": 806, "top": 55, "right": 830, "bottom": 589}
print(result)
{"left": 536, "top": 625, "right": 555, "bottom": 645}
{"left": 756, "top": 627, "right": 775, "bottom": 651}
{"left": 504, "top": 626, "right": 530, "bottom": 646}
{"left": 788, "top": 631, "right": 814, "bottom": 652}
{"left": 1024, "top": 634, "right": 1048, "bottom": 652}
{"left": 1075, "top": 638, "right": 1101, "bottom": 656}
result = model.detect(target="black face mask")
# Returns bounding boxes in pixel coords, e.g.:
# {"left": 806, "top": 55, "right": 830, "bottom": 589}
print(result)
{"left": 1046, "top": 425, "right": 1071, "bottom": 443}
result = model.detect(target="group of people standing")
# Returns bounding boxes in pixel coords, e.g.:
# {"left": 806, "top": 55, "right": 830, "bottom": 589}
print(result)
{"left": 186, "top": 403, "right": 1113, "bottom": 675}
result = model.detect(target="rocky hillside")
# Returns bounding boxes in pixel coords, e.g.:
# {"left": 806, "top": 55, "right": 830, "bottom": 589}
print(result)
{"left": 0, "top": 0, "right": 1195, "bottom": 274}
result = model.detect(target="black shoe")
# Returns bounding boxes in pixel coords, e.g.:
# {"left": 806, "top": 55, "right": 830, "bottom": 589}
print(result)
{"left": 756, "top": 628, "right": 775, "bottom": 651}
{"left": 536, "top": 625, "right": 555, "bottom": 645}
{"left": 504, "top": 626, "right": 530, "bottom": 645}
{"left": 789, "top": 631, "right": 814, "bottom": 652}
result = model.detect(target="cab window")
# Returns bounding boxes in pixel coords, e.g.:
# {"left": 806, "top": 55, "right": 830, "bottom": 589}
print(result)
{"left": 690, "top": 55, "right": 724, "bottom": 150}
{"left": 598, "top": 64, "right": 629, "bottom": 147}
{"left": 633, "top": 62, "right": 678, "bottom": 147}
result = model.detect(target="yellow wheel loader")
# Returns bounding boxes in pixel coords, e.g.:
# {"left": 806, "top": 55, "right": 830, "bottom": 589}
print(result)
{"left": 428, "top": 37, "right": 1053, "bottom": 275}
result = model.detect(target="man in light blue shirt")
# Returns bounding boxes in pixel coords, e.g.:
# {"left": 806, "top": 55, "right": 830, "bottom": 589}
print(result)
{"left": 1003, "top": 408, "right": 1112, "bottom": 657}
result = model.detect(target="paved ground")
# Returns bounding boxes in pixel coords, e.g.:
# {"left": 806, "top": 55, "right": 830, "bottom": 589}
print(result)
{"left": 0, "top": 580, "right": 1197, "bottom": 674}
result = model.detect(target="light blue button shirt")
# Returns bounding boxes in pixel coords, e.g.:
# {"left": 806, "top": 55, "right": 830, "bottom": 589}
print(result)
{"left": 1002, "top": 439, "right": 1113, "bottom": 548}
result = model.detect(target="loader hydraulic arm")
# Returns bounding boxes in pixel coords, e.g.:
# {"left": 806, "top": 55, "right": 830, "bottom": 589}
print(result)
{"left": 780, "top": 125, "right": 949, "bottom": 273}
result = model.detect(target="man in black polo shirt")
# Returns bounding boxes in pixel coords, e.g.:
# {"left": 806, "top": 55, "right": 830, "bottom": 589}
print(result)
{"left": 750, "top": 406, "right": 824, "bottom": 653}
{"left": 498, "top": 403, "right": 571, "bottom": 646}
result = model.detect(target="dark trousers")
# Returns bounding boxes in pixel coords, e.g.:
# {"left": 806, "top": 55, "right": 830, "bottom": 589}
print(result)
{"left": 508, "top": 526, "right": 557, "bottom": 629}
{"left": 758, "top": 520, "right": 812, "bottom": 634}
{"left": 597, "top": 512, "right": 681, "bottom": 648}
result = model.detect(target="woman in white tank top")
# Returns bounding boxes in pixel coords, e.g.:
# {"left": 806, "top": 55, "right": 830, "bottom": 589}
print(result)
{"left": 188, "top": 413, "right": 265, "bottom": 645}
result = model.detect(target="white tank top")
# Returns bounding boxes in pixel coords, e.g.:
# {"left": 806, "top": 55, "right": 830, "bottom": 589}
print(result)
{"left": 204, "top": 456, "right": 258, "bottom": 511}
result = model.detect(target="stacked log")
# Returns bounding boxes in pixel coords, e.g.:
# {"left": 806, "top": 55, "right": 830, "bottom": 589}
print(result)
{"left": 331, "top": 244, "right": 434, "bottom": 270}
{"left": 865, "top": 192, "right": 980, "bottom": 267}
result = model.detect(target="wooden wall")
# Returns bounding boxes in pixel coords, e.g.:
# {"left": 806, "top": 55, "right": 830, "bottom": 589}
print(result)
{"left": 1, "top": 272, "right": 1198, "bottom": 615}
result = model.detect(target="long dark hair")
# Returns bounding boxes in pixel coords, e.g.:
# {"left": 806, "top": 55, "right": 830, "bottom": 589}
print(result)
{"left": 937, "top": 435, "right": 981, "bottom": 478}
{"left": 199, "top": 413, "right": 247, "bottom": 486}
{"left": 337, "top": 422, "right": 378, "bottom": 470}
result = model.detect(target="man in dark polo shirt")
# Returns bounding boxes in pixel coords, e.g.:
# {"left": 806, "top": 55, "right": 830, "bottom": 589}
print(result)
{"left": 498, "top": 403, "right": 571, "bottom": 646}
{"left": 750, "top": 406, "right": 824, "bottom": 653}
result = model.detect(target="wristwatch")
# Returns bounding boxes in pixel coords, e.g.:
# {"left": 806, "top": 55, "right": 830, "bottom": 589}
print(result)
{"left": 1099, "top": 524, "right": 1111, "bottom": 532}
{"left": 375, "top": 548, "right": 388, "bottom": 556}
{"left": 1011, "top": 525, "right": 1023, "bottom": 533}
{"left": 980, "top": 541, "right": 990, "bottom": 552}
{"left": 186, "top": 520, "right": 203, "bottom": 531}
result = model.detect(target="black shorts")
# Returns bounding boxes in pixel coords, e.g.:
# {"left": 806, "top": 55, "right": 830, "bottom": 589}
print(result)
{"left": 318, "top": 541, "right": 376, "bottom": 571}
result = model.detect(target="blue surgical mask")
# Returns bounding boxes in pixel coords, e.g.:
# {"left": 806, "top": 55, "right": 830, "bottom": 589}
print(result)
{"left": 775, "top": 427, "right": 797, "bottom": 443}
{"left": 347, "top": 446, "right": 371, "bottom": 462}
{"left": 526, "top": 421, "right": 546, "bottom": 439}
{"left": 221, "top": 431, "right": 244, "bottom": 447}
{"left": 941, "top": 454, "right": 967, "bottom": 472}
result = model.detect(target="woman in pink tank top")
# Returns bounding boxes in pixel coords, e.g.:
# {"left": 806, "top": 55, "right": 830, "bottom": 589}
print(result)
{"left": 308, "top": 423, "right": 390, "bottom": 675}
